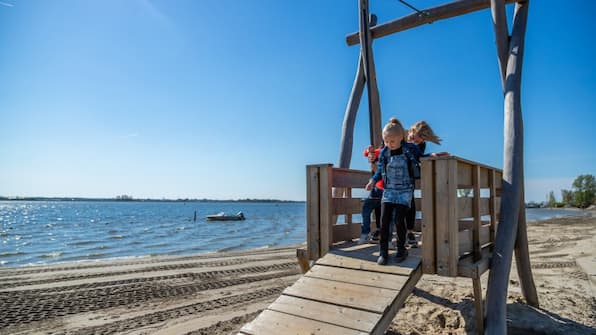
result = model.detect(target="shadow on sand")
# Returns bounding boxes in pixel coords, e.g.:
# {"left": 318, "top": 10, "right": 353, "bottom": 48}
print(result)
{"left": 385, "top": 289, "right": 595, "bottom": 334}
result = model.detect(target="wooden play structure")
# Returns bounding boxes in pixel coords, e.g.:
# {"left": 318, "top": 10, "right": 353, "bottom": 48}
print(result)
{"left": 240, "top": 1, "right": 535, "bottom": 334}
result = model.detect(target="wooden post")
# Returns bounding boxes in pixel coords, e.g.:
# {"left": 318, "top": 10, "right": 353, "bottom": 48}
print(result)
{"left": 515, "top": 177, "right": 539, "bottom": 307}
{"left": 306, "top": 165, "right": 322, "bottom": 260}
{"left": 485, "top": 2, "right": 529, "bottom": 334}
{"left": 472, "top": 165, "right": 482, "bottom": 262}
{"left": 358, "top": 0, "right": 382, "bottom": 148}
{"left": 490, "top": 0, "right": 539, "bottom": 310}
{"left": 421, "top": 159, "right": 436, "bottom": 274}
{"left": 473, "top": 277, "right": 485, "bottom": 334}
{"left": 319, "top": 165, "right": 333, "bottom": 256}
{"left": 337, "top": 54, "right": 365, "bottom": 170}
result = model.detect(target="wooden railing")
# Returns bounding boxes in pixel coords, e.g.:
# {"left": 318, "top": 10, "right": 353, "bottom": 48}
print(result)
{"left": 304, "top": 156, "right": 501, "bottom": 278}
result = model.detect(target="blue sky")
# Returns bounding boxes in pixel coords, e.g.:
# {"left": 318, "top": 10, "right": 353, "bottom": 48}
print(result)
{"left": 0, "top": 0, "right": 594, "bottom": 202}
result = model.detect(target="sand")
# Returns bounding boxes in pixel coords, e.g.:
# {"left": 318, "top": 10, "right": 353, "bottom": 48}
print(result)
{"left": 0, "top": 214, "right": 594, "bottom": 334}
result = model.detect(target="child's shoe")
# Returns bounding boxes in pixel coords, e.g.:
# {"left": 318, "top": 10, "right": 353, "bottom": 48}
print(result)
{"left": 377, "top": 255, "right": 388, "bottom": 265}
{"left": 407, "top": 232, "right": 418, "bottom": 248}
{"left": 371, "top": 230, "right": 380, "bottom": 242}
{"left": 358, "top": 234, "right": 370, "bottom": 244}
{"left": 395, "top": 249, "right": 408, "bottom": 263}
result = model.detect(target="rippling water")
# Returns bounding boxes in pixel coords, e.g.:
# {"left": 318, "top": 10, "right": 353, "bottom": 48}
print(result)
{"left": 0, "top": 201, "right": 306, "bottom": 267}
{"left": 0, "top": 201, "right": 589, "bottom": 268}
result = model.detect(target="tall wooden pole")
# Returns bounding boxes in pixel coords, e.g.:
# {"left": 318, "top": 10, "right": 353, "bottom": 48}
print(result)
{"left": 490, "top": 0, "right": 538, "bottom": 309}
{"left": 485, "top": 2, "right": 529, "bottom": 334}
{"left": 338, "top": 15, "right": 377, "bottom": 170}
{"left": 359, "top": 0, "right": 383, "bottom": 148}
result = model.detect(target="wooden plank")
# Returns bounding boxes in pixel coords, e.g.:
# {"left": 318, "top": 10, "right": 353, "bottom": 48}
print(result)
{"left": 472, "top": 165, "right": 482, "bottom": 261}
{"left": 306, "top": 165, "right": 321, "bottom": 260}
{"left": 305, "top": 264, "right": 409, "bottom": 290}
{"left": 421, "top": 158, "right": 436, "bottom": 274}
{"left": 346, "top": 0, "right": 518, "bottom": 46}
{"left": 457, "top": 160, "right": 473, "bottom": 187}
{"left": 319, "top": 165, "right": 333, "bottom": 257}
{"left": 240, "top": 309, "right": 368, "bottom": 335}
{"left": 447, "top": 159, "right": 459, "bottom": 276}
{"left": 332, "top": 168, "right": 371, "bottom": 188}
{"left": 479, "top": 166, "right": 490, "bottom": 188}
{"left": 370, "top": 264, "right": 423, "bottom": 335}
{"left": 333, "top": 198, "right": 362, "bottom": 215}
{"left": 489, "top": 169, "right": 498, "bottom": 245}
{"left": 435, "top": 159, "right": 459, "bottom": 276}
{"left": 459, "top": 220, "right": 491, "bottom": 231}
{"left": 283, "top": 276, "right": 397, "bottom": 314}
{"left": 333, "top": 223, "right": 361, "bottom": 243}
{"left": 457, "top": 198, "right": 490, "bottom": 218}
{"left": 473, "top": 277, "right": 485, "bottom": 334}
{"left": 345, "top": 188, "right": 353, "bottom": 224}
{"left": 268, "top": 295, "right": 381, "bottom": 333}
{"left": 318, "top": 244, "right": 422, "bottom": 276}
{"left": 458, "top": 246, "right": 492, "bottom": 278}
{"left": 458, "top": 225, "right": 491, "bottom": 256}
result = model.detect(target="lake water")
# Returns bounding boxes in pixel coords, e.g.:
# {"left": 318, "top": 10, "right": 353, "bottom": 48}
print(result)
{"left": 0, "top": 201, "right": 590, "bottom": 268}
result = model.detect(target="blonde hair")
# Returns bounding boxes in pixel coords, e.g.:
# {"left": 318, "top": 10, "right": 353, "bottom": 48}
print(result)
{"left": 410, "top": 120, "right": 441, "bottom": 145}
{"left": 382, "top": 118, "right": 405, "bottom": 140}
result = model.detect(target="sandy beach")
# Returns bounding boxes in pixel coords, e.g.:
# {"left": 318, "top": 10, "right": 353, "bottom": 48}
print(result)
{"left": 0, "top": 214, "right": 594, "bottom": 334}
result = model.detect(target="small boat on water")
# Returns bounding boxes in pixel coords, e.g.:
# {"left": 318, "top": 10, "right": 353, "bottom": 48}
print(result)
{"left": 206, "top": 211, "right": 246, "bottom": 221}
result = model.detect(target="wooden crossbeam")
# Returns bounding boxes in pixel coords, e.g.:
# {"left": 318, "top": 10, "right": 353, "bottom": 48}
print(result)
{"left": 346, "top": 0, "right": 518, "bottom": 46}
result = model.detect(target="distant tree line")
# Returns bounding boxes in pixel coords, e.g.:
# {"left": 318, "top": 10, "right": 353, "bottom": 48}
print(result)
{"left": 535, "top": 174, "right": 595, "bottom": 209}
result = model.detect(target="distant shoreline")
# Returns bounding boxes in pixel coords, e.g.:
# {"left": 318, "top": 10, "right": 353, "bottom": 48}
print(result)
{"left": 0, "top": 197, "right": 304, "bottom": 203}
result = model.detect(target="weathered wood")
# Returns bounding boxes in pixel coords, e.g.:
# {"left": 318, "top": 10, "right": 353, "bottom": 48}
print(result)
{"left": 515, "top": 179, "right": 540, "bottom": 307}
{"left": 473, "top": 277, "right": 485, "bottom": 334}
{"left": 458, "top": 197, "right": 490, "bottom": 218}
{"left": 346, "top": 0, "right": 518, "bottom": 46}
{"left": 435, "top": 159, "right": 459, "bottom": 276}
{"left": 338, "top": 15, "right": 377, "bottom": 169}
{"left": 491, "top": 0, "right": 510, "bottom": 89}
{"left": 486, "top": 2, "right": 529, "bottom": 334}
{"left": 267, "top": 295, "right": 380, "bottom": 333}
{"left": 338, "top": 53, "right": 365, "bottom": 170}
{"left": 296, "top": 248, "right": 310, "bottom": 273}
{"left": 458, "top": 225, "right": 491, "bottom": 256}
{"left": 473, "top": 165, "right": 482, "bottom": 261}
{"left": 358, "top": 0, "right": 382, "bottom": 147}
{"left": 421, "top": 158, "right": 436, "bottom": 274}
{"left": 317, "top": 243, "right": 421, "bottom": 277}
{"left": 284, "top": 276, "right": 397, "bottom": 314}
{"left": 489, "top": 169, "right": 498, "bottom": 246}
{"left": 307, "top": 165, "right": 322, "bottom": 260}
{"left": 306, "top": 264, "right": 408, "bottom": 290}
{"left": 370, "top": 264, "right": 423, "bottom": 335}
{"left": 491, "top": 0, "right": 538, "bottom": 313}
{"left": 333, "top": 168, "right": 371, "bottom": 188}
{"left": 332, "top": 222, "right": 361, "bottom": 243}
{"left": 458, "top": 246, "right": 492, "bottom": 278}
{"left": 319, "top": 165, "right": 333, "bottom": 256}
{"left": 240, "top": 309, "right": 368, "bottom": 335}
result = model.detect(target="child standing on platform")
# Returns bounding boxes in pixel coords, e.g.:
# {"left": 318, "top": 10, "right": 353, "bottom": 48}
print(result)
{"left": 358, "top": 145, "right": 383, "bottom": 244}
{"left": 365, "top": 118, "right": 423, "bottom": 265}
{"left": 404, "top": 121, "right": 447, "bottom": 248}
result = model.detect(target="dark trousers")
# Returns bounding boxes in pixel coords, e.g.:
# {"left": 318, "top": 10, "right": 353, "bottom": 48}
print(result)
{"left": 379, "top": 202, "right": 408, "bottom": 257}
{"left": 361, "top": 198, "right": 381, "bottom": 235}
{"left": 406, "top": 197, "right": 416, "bottom": 231}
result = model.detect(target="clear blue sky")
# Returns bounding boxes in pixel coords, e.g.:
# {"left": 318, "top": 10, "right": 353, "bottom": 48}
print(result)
{"left": 1, "top": 0, "right": 594, "bottom": 202}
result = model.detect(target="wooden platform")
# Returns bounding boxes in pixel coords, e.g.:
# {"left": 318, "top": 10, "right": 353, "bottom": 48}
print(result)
{"left": 239, "top": 242, "right": 422, "bottom": 335}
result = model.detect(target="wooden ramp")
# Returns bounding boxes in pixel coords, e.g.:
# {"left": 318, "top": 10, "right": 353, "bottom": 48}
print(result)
{"left": 239, "top": 242, "right": 423, "bottom": 335}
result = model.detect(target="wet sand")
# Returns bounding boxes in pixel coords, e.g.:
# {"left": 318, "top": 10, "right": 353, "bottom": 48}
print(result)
{"left": 0, "top": 214, "right": 594, "bottom": 334}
